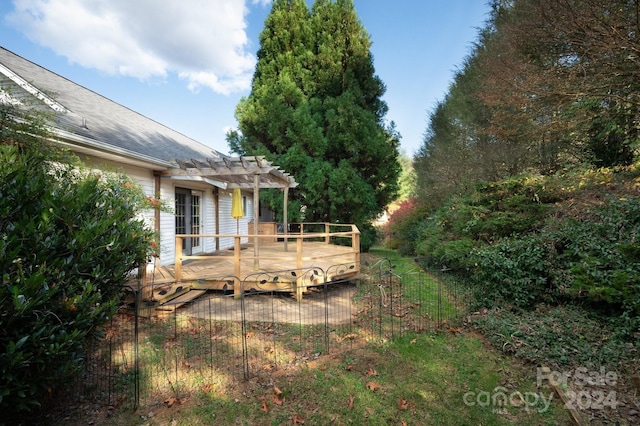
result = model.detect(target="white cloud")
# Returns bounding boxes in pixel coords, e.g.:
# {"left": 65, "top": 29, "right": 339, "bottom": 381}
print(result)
{"left": 7, "top": 0, "right": 262, "bottom": 94}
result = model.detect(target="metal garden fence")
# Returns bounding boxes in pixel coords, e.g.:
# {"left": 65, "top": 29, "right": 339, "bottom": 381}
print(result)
{"left": 72, "top": 258, "right": 472, "bottom": 409}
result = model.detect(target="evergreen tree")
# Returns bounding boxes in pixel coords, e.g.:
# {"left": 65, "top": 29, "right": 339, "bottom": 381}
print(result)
{"left": 228, "top": 0, "right": 400, "bottom": 249}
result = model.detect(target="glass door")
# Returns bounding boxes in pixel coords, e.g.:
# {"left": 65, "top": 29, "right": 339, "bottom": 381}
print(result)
{"left": 175, "top": 187, "right": 192, "bottom": 256}
{"left": 175, "top": 188, "right": 203, "bottom": 256}
{"left": 190, "top": 191, "right": 202, "bottom": 254}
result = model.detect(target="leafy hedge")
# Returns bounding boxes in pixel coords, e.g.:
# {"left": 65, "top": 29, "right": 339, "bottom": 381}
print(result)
{"left": 391, "top": 168, "right": 640, "bottom": 330}
{"left": 0, "top": 141, "right": 156, "bottom": 415}
{"left": 382, "top": 198, "right": 428, "bottom": 256}
{"left": 468, "top": 195, "right": 640, "bottom": 320}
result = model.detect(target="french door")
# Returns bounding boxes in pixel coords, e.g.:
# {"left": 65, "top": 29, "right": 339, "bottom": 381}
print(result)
{"left": 175, "top": 188, "right": 202, "bottom": 255}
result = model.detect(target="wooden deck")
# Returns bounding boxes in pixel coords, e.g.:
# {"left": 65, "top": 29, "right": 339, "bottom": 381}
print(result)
{"left": 129, "top": 225, "right": 361, "bottom": 314}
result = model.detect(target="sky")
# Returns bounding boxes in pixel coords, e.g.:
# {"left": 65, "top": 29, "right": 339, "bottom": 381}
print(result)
{"left": 0, "top": 0, "right": 490, "bottom": 157}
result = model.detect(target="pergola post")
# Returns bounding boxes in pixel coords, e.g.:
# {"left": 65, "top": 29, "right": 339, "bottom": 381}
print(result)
{"left": 163, "top": 156, "right": 298, "bottom": 273}
{"left": 283, "top": 185, "right": 289, "bottom": 252}
{"left": 254, "top": 174, "right": 260, "bottom": 269}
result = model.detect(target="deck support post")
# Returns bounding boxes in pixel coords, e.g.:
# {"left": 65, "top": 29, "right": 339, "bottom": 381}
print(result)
{"left": 175, "top": 237, "right": 182, "bottom": 280}
{"left": 295, "top": 236, "right": 304, "bottom": 301}
{"left": 353, "top": 226, "right": 361, "bottom": 273}
{"left": 234, "top": 236, "right": 242, "bottom": 298}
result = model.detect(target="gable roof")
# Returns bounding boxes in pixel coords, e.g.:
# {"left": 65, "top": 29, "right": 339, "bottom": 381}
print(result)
{"left": 0, "top": 46, "right": 297, "bottom": 190}
{"left": 0, "top": 46, "right": 220, "bottom": 167}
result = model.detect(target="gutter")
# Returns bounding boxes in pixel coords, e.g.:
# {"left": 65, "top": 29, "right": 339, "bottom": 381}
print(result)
{"left": 52, "top": 128, "right": 176, "bottom": 170}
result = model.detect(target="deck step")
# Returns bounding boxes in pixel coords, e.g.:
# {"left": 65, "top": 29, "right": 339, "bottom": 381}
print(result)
{"left": 192, "top": 277, "right": 238, "bottom": 291}
{"left": 150, "top": 282, "right": 191, "bottom": 304}
{"left": 156, "top": 289, "right": 207, "bottom": 313}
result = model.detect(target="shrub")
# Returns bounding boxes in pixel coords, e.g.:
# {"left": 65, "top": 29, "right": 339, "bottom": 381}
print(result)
{"left": 466, "top": 194, "right": 640, "bottom": 323}
{"left": 0, "top": 137, "right": 156, "bottom": 414}
{"left": 551, "top": 196, "right": 640, "bottom": 316}
{"left": 358, "top": 222, "right": 377, "bottom": 252}
{"left": 383, "top": 198, "right": 427, "bottom": 255}
{"left": 469, "top": 235, "right": 554, "bottom": 309}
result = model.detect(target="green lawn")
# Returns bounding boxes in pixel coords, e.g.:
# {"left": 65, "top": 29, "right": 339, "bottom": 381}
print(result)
{"left": 59, "top": 249, "right": 573, "bottom": 425}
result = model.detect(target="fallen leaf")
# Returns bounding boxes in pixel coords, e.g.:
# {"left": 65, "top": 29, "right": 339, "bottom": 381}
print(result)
{"left": 366, "top": 367, "right": 378, "bottom": 376}
{"left": 398, "top": 398, "right": 410, "bottom": 410}
{"left": 366, "top": 381, "right": 381, "bottom": 391}
{"left": 410, "top": 338, "right": 417, "bottom": 344}
{"left": 272, "top": 394, "right": 285, "bottom": 406}
{"left": 274, "top": 385, "right": 283, "bottom": 396}
{"left": 344, "top": 364, "right": 353, "bottom": 371}
{"left": 402, "top": 421, "right": 408, "bottom": 426}
{"left": 338, "top": 333, "right": 358, "bottom": 342}
{"left": 164, "top": 397, "right": 177, "bottom": 408}
{"left": 260, "top": 397, "right": 269, "bottom": 413}
{"left": 292, "top": 414, "right": 305, "bottom": 424}
{"left": 347, "top": 395, "right": 355, "bottom": 410}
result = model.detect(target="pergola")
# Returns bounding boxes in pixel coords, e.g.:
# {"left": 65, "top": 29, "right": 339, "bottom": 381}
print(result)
{"left": 161, "top": 155, "right": 298, "bottom": 257}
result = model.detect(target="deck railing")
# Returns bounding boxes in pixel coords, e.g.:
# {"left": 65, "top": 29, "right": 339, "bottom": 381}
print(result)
{"left": 174, "top": 222, "right": 360, "bottom": 285}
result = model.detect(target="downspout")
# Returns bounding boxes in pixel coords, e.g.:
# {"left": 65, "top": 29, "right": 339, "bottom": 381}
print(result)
{"left": 214, "top": 187, "right": 220, "bottom": 251}
{"left": 153, "top": 171, "right": 161, "bottom": 235}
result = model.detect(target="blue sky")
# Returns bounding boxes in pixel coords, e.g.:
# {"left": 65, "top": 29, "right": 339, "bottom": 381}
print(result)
{"left": 0, "top": 1, "right": 489, "bottom": 156}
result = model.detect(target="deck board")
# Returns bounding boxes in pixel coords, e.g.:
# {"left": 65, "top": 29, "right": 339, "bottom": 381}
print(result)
{"left": 132, "top": 240, "right": 359, "bottom": 307}
{"left": 170, "top": 241, "right": 355, "bottom": 280}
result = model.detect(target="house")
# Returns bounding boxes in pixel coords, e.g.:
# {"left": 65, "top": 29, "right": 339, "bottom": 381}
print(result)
{"left": 1, "top": 46, "right": 360, "bottom": 304}
{"left": 0, "top": 46, "right": 297, "bottom": 268}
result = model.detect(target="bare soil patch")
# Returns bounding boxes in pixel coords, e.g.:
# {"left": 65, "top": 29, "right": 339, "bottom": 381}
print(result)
{"left": 184, "top": 282, "right": 358, "bottom": 325}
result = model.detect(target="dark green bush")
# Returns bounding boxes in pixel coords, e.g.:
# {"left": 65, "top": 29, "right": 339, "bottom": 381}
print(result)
{"left": 466, "top": 195, "right": 640, "bottom": 322}
{"left": 452, "top": 178, "right": 551, "bottom": 241}
{"left": 0, "top": 139, "right": 155, "bottom": 415}
{"left": 551, "top": 196, "right": 640, "bottom": 316}
{"left": 469, "top": 235, "right": 554, "bottom": 309}
{"left": 358, "top": 222, "right": 377, "bottom": 252}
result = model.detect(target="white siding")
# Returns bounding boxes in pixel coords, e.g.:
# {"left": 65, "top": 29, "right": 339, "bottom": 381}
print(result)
{"left": 81, "top": 156, "right": 156, "bottom": 227}
{"left": 159, "top": 182, "right": 256, "bottom": 265}
{"left": 74, "top": 155, "right": 256, "bottom": 266}
{"left": 201, "top": 188, "right": 216, "bottom": 254}
{"left": 158, "top": 178, "right": 175, "bottom": 265}
{"left": 79, "top": 156, "right": 160, "bottom": 271}
{"left": 119, "top": 164, "right": 156, "bottom": 226}
{"left": 217, "top": 189, "right": 254, "bottom": 249}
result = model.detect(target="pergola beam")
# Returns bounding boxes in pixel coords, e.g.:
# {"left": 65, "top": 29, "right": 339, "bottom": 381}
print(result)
{"left": 164, "top": 155, "right": 297, "bottom": 262}
{"left": 165, "top": 156, "right": 297, "bottom": 189}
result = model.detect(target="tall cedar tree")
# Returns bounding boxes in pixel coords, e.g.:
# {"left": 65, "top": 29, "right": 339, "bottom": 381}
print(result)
{"left": 415, "top": 0, "right": 639, "bottom": 209}
{"left": 227, "top": 0, "right": 400, "bottom": 244}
